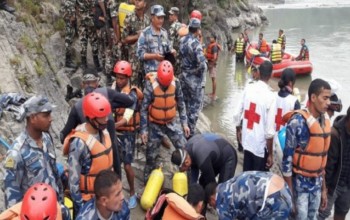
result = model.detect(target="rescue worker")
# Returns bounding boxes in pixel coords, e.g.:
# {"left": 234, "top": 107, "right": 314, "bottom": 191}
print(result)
{"left": 237, "top": 61, "right": 276, "bottom": 172}
{"left": 205, "top": 171, "right": 293, "bottom": 219}
{"left": 140, "top": 60, "right": 190, "bottom": 184}
{"left": 243, "top": 28, "right": 250, "bottom": 45}
{"left": 61, "top": 0, "right": 78, "bottom": 69}
{"left": 206, "top": 33, "right": 219, "bottom": 99}
{"left": 179, "top": 18, "right": 207, "bottom": 138}
{"left": 0, "top": 0, "right": 14, "bottom": 13}
{"left": 171, "top": 133, "right": 237, "bottom": 188}
{"left": 282, "top": 79, "right": 331, "bottom": 219}
{"left": 76, "top": 170, "right": 130, "bottom": 219}
{"left": 275, "top": 68, "right": 300, "bottom": 132}
{"left": 122, "top": 0, "right": 150, "bottom": 87}
{"left": 112, "top": 60, "right": 143, "bottom": 209}
{"left": 3, "top": 95, "right": 70, "bottom": 219}
{"left": 63, "top": 92, "right": 114, "bottom": 215}
{"left": 277, "top": 29, "right": 286, "bottom": 52}
{"left": 257, "top": 32, "right": 268, "bottom": 57}
{"left": 319, "top": 106, "right": 350, "bottom": 220}
{"left": 0, "top": 183, "right": 62, "bottom": 220}
{"left": 270, "top": 39, "right": 282, "bottom": 64}
{"left": 271, "top": 68, "right": 300, "bottom": 176}
{"left": 60, "top": 74, "right": 133, "bottom": 179}
{"left": 77, "top": 0, "right": 101, "bottom": 71}
{"left": 168, "top": 6, "right": 182, "bottom": 77}
{"left": 295, "top": 38, "right": 309, "bottom": 61}
{"left": 233, "top": 33, "right": 245, "bottom": 62}
{"left": 137, "top": 5, "right": 175, "bottom": 79}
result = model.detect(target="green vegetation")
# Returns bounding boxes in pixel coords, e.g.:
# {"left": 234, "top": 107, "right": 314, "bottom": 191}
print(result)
{"left": 19, "top": 34, "right": 35, "bottom": 50}
{"left": 34, "top": 58, "right": 45, "bottom": 76}
{"left": 54, "top": 18, "right": 65, "bottom": 32}
{"left": 17, "top": 74, "right": 32, "bottom": 93}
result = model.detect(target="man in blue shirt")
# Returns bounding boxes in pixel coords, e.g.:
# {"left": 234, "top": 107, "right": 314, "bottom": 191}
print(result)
{"left": 282, "top": 78, "right": 331, "bottom": 219}
{"left": 76, "top": 170, "right": 130, "bottom": 219}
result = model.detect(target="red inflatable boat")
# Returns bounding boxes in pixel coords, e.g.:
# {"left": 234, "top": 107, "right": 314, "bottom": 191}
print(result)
{"left": 245, "top": 43, "right": 313, "bottom": 78}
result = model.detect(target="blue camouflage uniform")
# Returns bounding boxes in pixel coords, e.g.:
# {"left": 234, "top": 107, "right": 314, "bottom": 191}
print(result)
{"left": 140, "top": 77, "right": 187, "bottom": 183}
{"left": 3, "top": 131, "right": 70, "bottom": 219}
{"left": 76, "top": 197, "right": 130, "bottom": 219}
{"left": 179, "top": 19, "right": 207, "bottom": 137}
{"left": 137, "top": 26, "right": 172, "bottom": 74}
{"left": 282, "top": 112, "right": 323, "bottom": 220}
{"left": 216, "top": 171, "right": 292, "bottom": 220}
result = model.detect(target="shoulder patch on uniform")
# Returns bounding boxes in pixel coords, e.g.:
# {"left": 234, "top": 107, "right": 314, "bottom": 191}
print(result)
{"left": 4, "top": 157, "right": 16, "bottom": 169}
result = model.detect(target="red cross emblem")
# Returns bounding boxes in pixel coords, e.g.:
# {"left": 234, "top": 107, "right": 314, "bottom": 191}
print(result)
{"left": 275, "top": 108, "right": 285, "bottom": 132}
{"left": 244, "top": 102, "right": 260, "bottom": 129}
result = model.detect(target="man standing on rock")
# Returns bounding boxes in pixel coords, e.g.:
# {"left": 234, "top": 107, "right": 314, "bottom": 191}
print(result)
{"left": 3, "top": 95, "right": 70, "bottom": 219}
{"left": 77, "top": 0, "right": 101, "bottom": 71}
{"left": 179, "top": 18, "right": 207, "bottom": 138}
{"left": 61, "top": 0, "right": 78, "bottom": 69}
{"left": 0, "top": 0, "right": 15, "bottom": 13}
{"left": 168, "top": 6, "right": 182, "bottom": 77}
{"left": 140, "top": 61, "right": 190, "bottom": 184}
{"left": 122, "top": 0, "right": 150, "bottom": 87}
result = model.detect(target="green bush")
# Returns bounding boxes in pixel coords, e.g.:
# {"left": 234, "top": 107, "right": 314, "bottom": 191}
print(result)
{"left": 34, "top": 59, "right": 45, "bottom": 76}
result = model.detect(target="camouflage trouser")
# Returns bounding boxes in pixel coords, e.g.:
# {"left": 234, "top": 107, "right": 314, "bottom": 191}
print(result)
{"left": 64, "top": 19, "right": 76, "bottom": 55}
{"left": 180, "top": 82, "right": 204, "bottom": 137}
{"left": 143, "top": 121, "right": 186, "bottom": 184}
{"left": 79, "top": 17, "right": 98, "bottom": 57}
{"left": 129, "top": 51, "right": 144, "bottom": 88}
{"left": 96, "top": 27, "right": 118, "bottom": 74}
{"left": 117, "top": 131, "right": 136, "bottom": 165}
{"left": 173, "top": 56, "right": 181, "bottom": 77}
{"left": 256, "top": 184, "right": 292, "bottom": 219}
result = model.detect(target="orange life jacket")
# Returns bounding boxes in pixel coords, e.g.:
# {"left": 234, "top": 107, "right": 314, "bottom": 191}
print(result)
{"left": 115, "top": 85, "right": 144, "bottom": 132}
{"left": 63, "top": 126, "right": 113, "bottom": 201}
{"left": 148, "top": 75, "right": 177, "bottom": 125}
{"left": 206, "top": 42, "right": 218, "bottom": 61}
{"left": 259, "top": 39, "right": 268, "bottom": 53}
{"left": 284, "top": 110, "right": 331, "bottom": 177}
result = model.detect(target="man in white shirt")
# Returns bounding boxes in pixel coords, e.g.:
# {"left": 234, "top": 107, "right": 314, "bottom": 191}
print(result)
{"left": 238, "top": 60, "right": 276, "bottom": 171}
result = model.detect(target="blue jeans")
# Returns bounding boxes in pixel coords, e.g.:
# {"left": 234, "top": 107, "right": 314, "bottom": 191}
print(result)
{"left": 295, "top": 190, "right": 321, "bottom": 220}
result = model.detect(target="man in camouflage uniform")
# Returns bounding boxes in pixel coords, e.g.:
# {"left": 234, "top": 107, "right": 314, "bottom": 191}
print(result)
{"left": 122, "top": 0, "right": 149, "bottom": 87}
{"left": 140, "top": 61, "right": 190, "bottom": 184}
{"left": 206, "top": 171, "right": 293, "bottom": 220}
{"left": 61, "top": 0, "right": 78, "bottom": 69}
{"left": 137, "top": 5, "right": 175, "bottom": 87}
{"left": 168, "top": 7, "right": 182, "bottom": 77}
{"left": 3, "top": 96, "right": 70, "bottom": 219}
{"left": 179, "top": 18, "right": 207, "bottom": 138}
{"left": 77, "top": 0, "right": 101, "bottom": 71}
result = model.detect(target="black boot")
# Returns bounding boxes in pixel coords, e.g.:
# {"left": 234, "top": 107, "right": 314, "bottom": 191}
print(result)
{"left": 0, "top": 2, "right": 15, "bottom": 13}
{"left": 65, "top": 53, "right": 77, "bottom": 69}
{"left": 81, "top": 56, "right": 87, "bottom": 70}
{"left": 93, "top": 55, "right": 103, "bottom": 72}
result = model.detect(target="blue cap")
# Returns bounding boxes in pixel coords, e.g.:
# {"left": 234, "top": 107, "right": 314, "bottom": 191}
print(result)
{"left": 151, "top": 5, "right": 165, "bottom": 17}
{"left": 189, "top": 18, "right": 201, "bottom": 28}
{"left": 24, "top": 95, "right": 56, "bottom": 116}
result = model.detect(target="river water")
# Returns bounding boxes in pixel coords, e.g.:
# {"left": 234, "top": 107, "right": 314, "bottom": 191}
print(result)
{"left": 202, "top": 6, "right": 350, "bottom": 145}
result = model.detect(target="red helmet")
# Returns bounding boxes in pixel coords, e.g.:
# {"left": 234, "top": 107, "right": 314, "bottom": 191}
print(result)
{"left": 20, "top": 183, "right": 57, "bottom": 220}
{"left": 157, "top": 61, "right": 174, "bottom": 87}
{"left": 83, "top": 92, "right": 111, "bottom": 119}
{"left": 190, "top": 10, "right": 202, "bottom": 20}
{"left": 113, "top": 60, "right": 132, "bottom": 77}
